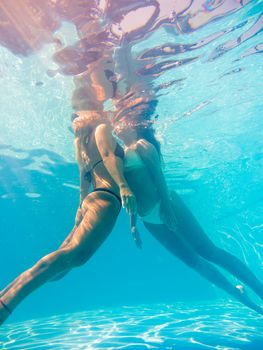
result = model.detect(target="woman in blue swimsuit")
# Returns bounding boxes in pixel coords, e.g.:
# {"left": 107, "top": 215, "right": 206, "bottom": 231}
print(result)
{"left": 117, "top": 121, "right": 263, "bottom": 315}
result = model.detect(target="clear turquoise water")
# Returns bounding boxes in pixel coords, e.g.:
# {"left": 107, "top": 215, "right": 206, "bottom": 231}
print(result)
{"left": 1, "top": 302, "right": 263, "bottom": 349}
{"left": 0, "top": 1, "right": 263, "bottom": 349}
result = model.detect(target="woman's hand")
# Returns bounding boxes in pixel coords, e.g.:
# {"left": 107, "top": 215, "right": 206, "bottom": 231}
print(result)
{"left": 131, "top": 225, "right": 142, "bottom": 249}
{"left": 160, "top": 198, "right": 178, "bottom": 232}
{"left": 120, "top": 184, "right": 137, "bottom": 215}
{"left": 130, "top": 213, "right": 142, "bottom": 249}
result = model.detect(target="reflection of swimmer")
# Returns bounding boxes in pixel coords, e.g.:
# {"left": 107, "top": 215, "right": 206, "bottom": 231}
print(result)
{"left": 0, "top": 111, "right": 136, "bottom": 325}
{"left": 116, "top": 121, "right": 263, "bottom": 315}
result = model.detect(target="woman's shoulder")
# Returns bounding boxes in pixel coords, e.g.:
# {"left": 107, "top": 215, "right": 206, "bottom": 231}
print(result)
{"left": 135, "top": 138, "right": 153, "bottom": 151}
{"left": 94, "top": 122, "right": 112, "bottom": 135}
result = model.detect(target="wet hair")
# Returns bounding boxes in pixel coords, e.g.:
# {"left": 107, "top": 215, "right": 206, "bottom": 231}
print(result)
{"left": 136, "top": 124, "right": 162, "bottom": 159}
{"left": 133, "top": 99, "right": 162, "bottom": 159}
{"left": 140, "top": 99, "right": 158, "bottom": 120}
{"left": 115, "top": 98, "right": 162, "bottom": 158}
{"left": 71, "top": 110, "right": 106, "bottom": 137}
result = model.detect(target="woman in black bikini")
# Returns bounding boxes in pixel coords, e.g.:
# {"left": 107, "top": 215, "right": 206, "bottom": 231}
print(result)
{"left": 0, "top": 110, "right": 136, "bottom": 325}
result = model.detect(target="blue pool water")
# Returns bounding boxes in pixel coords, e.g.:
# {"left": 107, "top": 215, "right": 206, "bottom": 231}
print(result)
{"left": 0, "top": 0, "right": 263, "bottom": 349}
{"left": 1, "top": 302, "right": 263, "bottom": 349}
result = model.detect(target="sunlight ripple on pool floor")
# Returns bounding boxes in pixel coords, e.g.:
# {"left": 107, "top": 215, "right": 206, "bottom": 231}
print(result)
{"left": 1, "top": 301, "right": 263, "bottom": 350}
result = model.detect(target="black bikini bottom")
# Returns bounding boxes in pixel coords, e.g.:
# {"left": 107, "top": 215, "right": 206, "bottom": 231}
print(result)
{"left": 92, "top": 187, "right": 122, "bottom": 211}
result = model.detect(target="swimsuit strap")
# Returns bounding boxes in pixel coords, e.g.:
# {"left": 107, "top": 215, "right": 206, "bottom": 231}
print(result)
{"left": 92, "top": 188, "right": 122, "bottom": 209}
{"left": 85, "top": 159, "right": 104, "bottom": 182}
{"left": 114, "top": 142, "right": 125, "bottom": 159}
{"left": 85, "top": 142, "right": 124, "bottom": 181}
{"left": 88, "top": 159, "right": 104, "bottom": 173}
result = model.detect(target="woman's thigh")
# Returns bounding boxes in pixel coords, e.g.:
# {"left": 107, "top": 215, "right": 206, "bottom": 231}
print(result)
{"left": 170, "top": 191, "right": 216, "bottom": 254}
{"left": 63, "top": 191, "right": 120, "bottom": 260}
{"left": 143, "top": 222, "right": 200, "bottom": 267}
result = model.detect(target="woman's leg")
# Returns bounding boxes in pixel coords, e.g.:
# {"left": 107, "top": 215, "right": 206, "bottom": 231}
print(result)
{"left": 0, "top": 226, "right": 79, "bottom": 297}
{"left": 170, "top": 191, "right": 263, "bottom": 300}
{"left": 0, "top": 192, "right": 120, "bottom": 325}
{"left": 50, "top": 225, "right": 79, "bottom": 281}
{"left": 144, "top": 221, "right": 263, "bottom": 315}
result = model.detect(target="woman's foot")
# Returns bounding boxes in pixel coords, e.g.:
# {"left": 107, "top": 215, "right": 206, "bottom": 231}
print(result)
{"left": 0, "top": 298, "right": 12, "bottom": 326}
{"left": 235, "top": 285, "right": 263, "bottom": 316}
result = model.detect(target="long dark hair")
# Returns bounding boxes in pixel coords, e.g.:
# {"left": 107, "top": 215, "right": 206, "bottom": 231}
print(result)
{"left": 136, "top": 124, "right": 162, "bottom": 159}
{"left": 114, "top": 97, "right": 162, "bottom": 158}
{"left": 134, "top": 99, "right": 162, "bottom": 159}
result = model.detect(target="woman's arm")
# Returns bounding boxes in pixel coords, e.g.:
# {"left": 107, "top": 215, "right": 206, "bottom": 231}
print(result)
{"left": 95, "top": 123, "right": 136, "bottom": 215}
